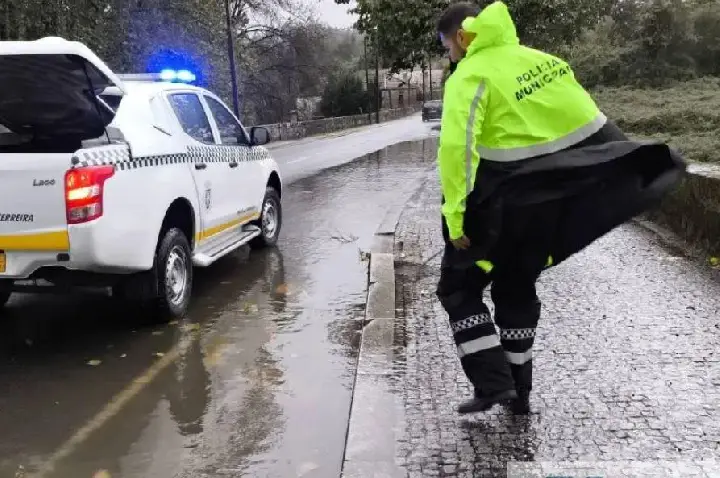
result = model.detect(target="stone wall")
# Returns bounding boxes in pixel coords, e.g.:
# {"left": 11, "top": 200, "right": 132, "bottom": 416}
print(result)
{"left": 256, "top": 105, "right": 421, "bottom": 142}
{"left": 645, "top": 163, "right": 720, "bottom": 256}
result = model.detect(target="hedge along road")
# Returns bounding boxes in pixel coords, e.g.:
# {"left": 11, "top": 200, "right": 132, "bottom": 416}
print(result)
{"left": 0, "top": 116, "right": 438, "bottom": 478}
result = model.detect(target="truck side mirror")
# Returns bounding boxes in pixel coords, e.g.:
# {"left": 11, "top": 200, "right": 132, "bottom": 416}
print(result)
{"left": 250, "top": 126, "right": 270, "bottom": 146}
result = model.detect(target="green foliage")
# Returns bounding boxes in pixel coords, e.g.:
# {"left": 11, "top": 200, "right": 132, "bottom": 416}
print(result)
{"left": 319, "top": 70, "right": 370, "bottom": 118}
{"left": 333, "top": 0, "right": 616, "bottom": 73}
{"left": 594, "top": 78, "right": 720, "bottom": 163}
{"left": 335, "top": 0, "right": 447, "bottom": 73}
{"left": 334, "top": 0, "right": 720, "bottom": 90}
{"left": 565, "top": 0, "right": 720, "bottom": 88}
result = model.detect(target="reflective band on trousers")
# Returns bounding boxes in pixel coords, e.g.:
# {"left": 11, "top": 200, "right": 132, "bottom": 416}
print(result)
{"left": 475, "top": 112, "right": 607, "bottom": 163}
{"left": 457, "top": 334, "right": 501, "bottom": 358}
{"left": 505, "top": 349, "right": 533, "bottom": 365}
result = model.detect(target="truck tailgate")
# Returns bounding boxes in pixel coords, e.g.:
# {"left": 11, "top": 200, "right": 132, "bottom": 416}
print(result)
{"left": 0, "top": 153, "right": 72, "bottom": 269}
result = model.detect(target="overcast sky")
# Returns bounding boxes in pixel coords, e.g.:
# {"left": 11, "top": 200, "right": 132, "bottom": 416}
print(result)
{"left": 313, "top": 0, "right": 357, "bottom": 28}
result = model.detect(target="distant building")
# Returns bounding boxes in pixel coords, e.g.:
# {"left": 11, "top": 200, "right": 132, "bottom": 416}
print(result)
{"left": 352, "top": 63, "right": 447, "bottom": 110}
{"left": 295, "top": 96, "right": 322, "bottom": 121}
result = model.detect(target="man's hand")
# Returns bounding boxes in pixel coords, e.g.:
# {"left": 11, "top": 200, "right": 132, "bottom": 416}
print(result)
{"left": 451, "top": 235, "right": 471, "bottom": 250}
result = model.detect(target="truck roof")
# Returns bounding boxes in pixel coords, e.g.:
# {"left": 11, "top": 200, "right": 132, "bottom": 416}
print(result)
{"left": 120, "top": 80, "right": 206, "bottom": 96}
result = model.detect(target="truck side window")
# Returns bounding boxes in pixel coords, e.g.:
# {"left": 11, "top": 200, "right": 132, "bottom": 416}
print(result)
{"left": 205, "top": 96, "right": 249, "bottom": 146}
{"left": 168, "top": 93, "right": 215, "bottom": 145}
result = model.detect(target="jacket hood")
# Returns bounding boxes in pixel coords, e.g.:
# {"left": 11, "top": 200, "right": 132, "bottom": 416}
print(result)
{"left": 462, "top": 1, "right": 520, "bottom": 55}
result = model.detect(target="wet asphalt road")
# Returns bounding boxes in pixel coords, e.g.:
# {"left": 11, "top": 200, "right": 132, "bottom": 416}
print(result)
{"left": 267, "top": 115, "right": 433, "bottom": 184}
{"left": 0, "top": 116, "right": 437, "bottom": 478}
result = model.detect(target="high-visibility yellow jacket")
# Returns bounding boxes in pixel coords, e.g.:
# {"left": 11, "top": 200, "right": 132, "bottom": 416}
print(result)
{"left": 438, "top": 0, "right": 606, "bottom": 242}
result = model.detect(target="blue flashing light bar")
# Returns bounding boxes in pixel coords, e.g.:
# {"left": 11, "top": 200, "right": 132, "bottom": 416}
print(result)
{"left": 159, "top": 69, "right": 196, "bottom": 83}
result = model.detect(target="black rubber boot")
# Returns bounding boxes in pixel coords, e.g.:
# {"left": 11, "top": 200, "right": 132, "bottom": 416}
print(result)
{"left": 457, "top": 389, "right": 518, "bottom": 415}
{"left": 508, "top": 362, "right": 533, "bottom": 415}
{"left": 510, "top": 390, "right": 531, "bottom": 415}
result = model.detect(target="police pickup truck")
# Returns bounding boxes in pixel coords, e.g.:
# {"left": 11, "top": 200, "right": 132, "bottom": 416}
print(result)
{"left": 0, "top": 38, "right": 283, "bottom": 319}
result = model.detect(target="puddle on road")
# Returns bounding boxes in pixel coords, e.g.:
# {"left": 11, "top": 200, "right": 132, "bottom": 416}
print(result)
{"left": 0, "top": 138, "right": 439, "bottom": 478}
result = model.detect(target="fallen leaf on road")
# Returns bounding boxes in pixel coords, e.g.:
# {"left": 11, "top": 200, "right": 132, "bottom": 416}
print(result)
{"left": 180, "top": 323, "right": 201, "bottom": 333}
{"left": 120, "top": 354, "right": 127, "bottom": 358}
{"left": 168, "top": 320, "right": 179, "bottom": 326}
{"left": 243, "top": 302, "right": 259, "bottom": 313}
{"left": 154, "top": 352, "right": 164, "bottom": 358}
{"left": 710, "top": 256, "right": 719, "bottom": 267}
{"left": 93, "top": 470, "right": 111, "bottom": 478}
{"left": 275, "top": 283, "right": 289, "bottom": 295}
{"left": 87, "top": 360, "right": 102, "bottom": 366}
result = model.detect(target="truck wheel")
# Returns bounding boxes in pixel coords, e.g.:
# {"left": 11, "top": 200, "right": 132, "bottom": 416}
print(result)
{"left": 250, "top": 187, "right": 282, "bottom": 249}
{"left": 153, "top": 227, "right": 193, "bottom": 319}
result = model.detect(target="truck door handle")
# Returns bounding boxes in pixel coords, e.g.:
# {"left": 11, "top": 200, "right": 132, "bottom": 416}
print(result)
{"left": 229, "top": 161, "right": 238, "bottom": 168}
{"left": 194, "top": 163, "right": 207, "bottom": 170}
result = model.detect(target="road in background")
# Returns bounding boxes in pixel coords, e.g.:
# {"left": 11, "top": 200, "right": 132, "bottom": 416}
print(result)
{"left": 269, "top": 114, "right": 435, "bottom": 184}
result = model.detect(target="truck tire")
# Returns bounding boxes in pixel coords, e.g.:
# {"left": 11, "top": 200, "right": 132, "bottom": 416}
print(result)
{"left": 250, "top": 187, "right": 282, "bottom": 249}
{"left": 152, "top": 227, "right": 193, "bottom": 319}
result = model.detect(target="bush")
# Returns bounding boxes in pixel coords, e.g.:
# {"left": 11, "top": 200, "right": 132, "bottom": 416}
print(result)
{"left": 564, "top": 0, "right": 720, "bottom": 88}
{"left": 319, "top": 71, "right": 371, "bottom": 118}
{"left": 593, "top": 77, "right": 720, "bottom": 163}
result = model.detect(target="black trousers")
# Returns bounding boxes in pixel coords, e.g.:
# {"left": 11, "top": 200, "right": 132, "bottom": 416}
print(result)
{"left": 437, "top": 199, "right": 562, "bottom": 396}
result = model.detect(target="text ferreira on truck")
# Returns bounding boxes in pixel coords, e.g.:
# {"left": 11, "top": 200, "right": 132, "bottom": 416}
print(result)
{"left": 0, "top": 214, "right": 34, "bottom": 223}
{"left": 0, "top": 37, "right": 283, "bottom": 319}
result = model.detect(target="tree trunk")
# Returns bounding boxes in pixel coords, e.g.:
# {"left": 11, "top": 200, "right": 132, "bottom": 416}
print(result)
{"left": 408, "top": 67, "right": 413, "bottom": 108}
{"left": 364, "top": 36, "right": 371, "bottom": 122}
{"left": 429, "top": 58, "right": 434, "bottom": 100}
{"left": 422, "top": 59, "right": 427, "bottom": 103}
{"left": 375, "top": 36, "right": 380, "bottom": 122}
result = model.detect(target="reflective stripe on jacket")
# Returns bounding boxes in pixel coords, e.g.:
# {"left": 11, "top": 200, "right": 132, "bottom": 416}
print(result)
{"left": 438, "top": 0, "right": 606, "bottom": 240}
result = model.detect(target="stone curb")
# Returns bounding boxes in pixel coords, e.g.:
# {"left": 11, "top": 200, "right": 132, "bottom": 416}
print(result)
{"left": 340, "top": 202, "right": 409, "bottom": 478}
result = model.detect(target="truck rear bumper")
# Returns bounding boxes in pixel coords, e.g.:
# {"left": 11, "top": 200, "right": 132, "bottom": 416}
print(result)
{"left": 0, "top": 252, "right": 140, "bottom": 280}
{"left": 0, "top": 220, "right": 151, "bottom": 279}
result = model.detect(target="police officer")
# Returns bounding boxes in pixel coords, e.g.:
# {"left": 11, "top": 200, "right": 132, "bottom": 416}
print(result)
{"left": 436, "top": 1, "right": 634, "bottom": 415}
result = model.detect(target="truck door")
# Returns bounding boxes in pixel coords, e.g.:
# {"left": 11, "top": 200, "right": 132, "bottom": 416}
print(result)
{"left": 201, "top": 94, "right": 263, "bottom": 221}
{"left": 166, "top": 92, "right": 229, "bottom": 247}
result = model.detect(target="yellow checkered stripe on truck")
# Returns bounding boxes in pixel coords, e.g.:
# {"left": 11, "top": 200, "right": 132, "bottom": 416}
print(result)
{"left": 73, "top": 144, "right": 271, "bottom": 171}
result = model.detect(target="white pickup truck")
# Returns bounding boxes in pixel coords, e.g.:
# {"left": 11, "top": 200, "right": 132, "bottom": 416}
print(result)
{"left": 0, "top": 37, "right": 283, "bottom": 319}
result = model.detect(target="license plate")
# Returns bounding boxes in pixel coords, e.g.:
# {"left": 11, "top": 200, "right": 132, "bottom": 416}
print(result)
{"left": 0, "top": 251, "right": 5, "bottom": 273}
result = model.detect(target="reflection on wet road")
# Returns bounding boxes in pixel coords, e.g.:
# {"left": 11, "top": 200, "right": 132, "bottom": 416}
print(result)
{"left": 0, "top": 138, "right": 437, "bottom": 478}
{"left": 269, "top": 114, "right": 433, "bottom": 184}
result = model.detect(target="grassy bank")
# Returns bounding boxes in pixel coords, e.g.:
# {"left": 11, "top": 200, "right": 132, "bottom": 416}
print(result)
{"left": 593, "top": 77, "right": 720, "bottom": 163}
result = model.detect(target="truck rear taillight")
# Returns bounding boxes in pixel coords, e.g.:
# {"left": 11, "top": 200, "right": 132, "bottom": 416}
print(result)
{"left": 65, "top": 165, "right": 116, "bottom": 225}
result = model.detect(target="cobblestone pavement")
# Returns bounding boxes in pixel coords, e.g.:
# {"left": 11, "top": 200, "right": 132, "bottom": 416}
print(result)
{"left": 393, "top": 167, "right": 720, "bottom": 477}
